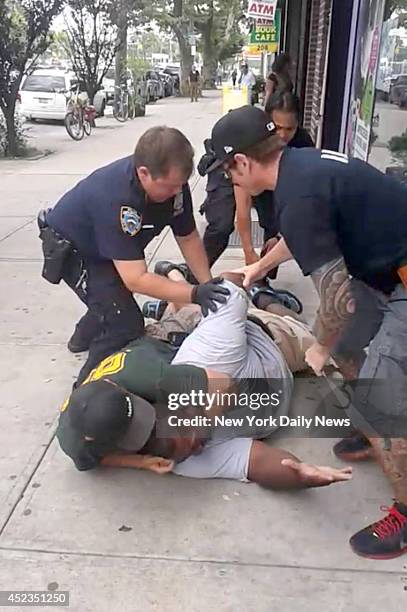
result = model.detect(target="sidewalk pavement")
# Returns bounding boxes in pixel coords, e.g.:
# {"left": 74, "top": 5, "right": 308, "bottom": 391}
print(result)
{"left": 0, "top": 91, "right": 406, "bottom": 611}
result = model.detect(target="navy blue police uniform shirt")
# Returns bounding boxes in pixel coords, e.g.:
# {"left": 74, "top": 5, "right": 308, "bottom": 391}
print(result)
{"left": 46, "top": 156, "right": 196, "bottom": 261}
{"left": 273, "top": 147, "right": 407, "bottom": 294}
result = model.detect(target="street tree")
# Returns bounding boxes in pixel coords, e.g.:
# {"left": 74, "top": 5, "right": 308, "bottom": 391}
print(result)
{"left": 148, "top": 1, "right": 246, "bottom": 94}
{"left": 195, "top": 0, "right": 246, "bottom": 87}
{"left": 63, "top": 0, "right": 119, "bottom": 105}
{"left": 111, "top": 0, "right": 146, "bottom": 104}
{"left": 145, "top": 0, "right": 196, "bottom": 95}
{"left": 0, "top": 0, "right": 64, "bottom": 157}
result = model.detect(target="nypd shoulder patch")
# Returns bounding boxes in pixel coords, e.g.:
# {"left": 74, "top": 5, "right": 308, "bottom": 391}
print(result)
{"left": 120, "top": 206, "right": 142, "bottom": 237}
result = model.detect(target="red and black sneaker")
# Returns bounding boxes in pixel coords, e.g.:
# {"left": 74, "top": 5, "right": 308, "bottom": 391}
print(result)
{"left": 350, "top": 503, "right": 407, "bottom": 559}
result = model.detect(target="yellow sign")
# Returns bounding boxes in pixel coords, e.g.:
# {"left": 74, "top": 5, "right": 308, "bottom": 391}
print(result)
{"left": 247, "top": 42, "right": 278, "bottom": 54}
{"left": 222, "top": 85, "right": 249, "bottom": 115}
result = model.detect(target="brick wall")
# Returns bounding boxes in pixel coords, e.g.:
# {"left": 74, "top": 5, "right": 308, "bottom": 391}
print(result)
{"left": 303, "top": 0, "right": 333, "bottom": 144}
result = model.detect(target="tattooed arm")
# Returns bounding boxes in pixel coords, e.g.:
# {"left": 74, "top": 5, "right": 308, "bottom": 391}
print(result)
{"left": 305, "top": 257, "right": 357, "bottom": 377}
{"left": 311, "top": 256, "right": 354, "bottom": 347}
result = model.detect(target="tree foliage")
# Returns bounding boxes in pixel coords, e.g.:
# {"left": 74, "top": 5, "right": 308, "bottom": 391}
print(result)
{"left": 145, "top": 1, "right": 246, "bottom": 93}
{"left": 0, "top": 0, "right": 64, "bottom": 156}
{"left": 63, "top": 0, "right": 119, "bottom": 102}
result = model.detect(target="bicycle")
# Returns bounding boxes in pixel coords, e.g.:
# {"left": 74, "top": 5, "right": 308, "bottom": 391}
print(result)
{"left": 113, "top": 84, "right": 132, "bottom": 122}
{"left": 64, "top": 86, "right": 96, "bottom": 141}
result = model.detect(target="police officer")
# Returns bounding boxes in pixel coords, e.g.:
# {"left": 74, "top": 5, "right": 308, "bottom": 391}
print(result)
{"left": 205, "top": 105, "right": 407, "bottom": 560}
{"left": 38, "top": 126, "right": 229, "bottom": 384}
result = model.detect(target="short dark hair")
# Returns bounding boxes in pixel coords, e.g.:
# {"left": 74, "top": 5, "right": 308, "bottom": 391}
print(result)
{"left": 229, "top": 135, "right": 286, "bottom": 168}
{"left": 134, "top": 126, "right": 194, "bottom": 180}
{"left": 271, "top": 52, "right": 293, "bottom": 74}
{"left": 265, "top": 91, "right": 301, "bottom": 118}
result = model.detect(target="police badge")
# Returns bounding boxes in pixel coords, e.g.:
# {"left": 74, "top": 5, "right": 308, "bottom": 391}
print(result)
{"left": 120, "top": 206, "right": 142, "bottom": 236}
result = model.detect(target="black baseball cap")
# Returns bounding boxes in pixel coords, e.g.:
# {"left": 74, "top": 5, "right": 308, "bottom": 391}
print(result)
{"left": 205, "top": 105, "right": 277, "bottom": 174}
{"left": 68, "top": 380, "right": 156, "bottom": 452}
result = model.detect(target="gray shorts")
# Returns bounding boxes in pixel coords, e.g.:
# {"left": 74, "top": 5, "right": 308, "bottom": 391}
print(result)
{"left": 351, "top": 284, "right": 407, "bottom": 437}
{"left": 172, "top": 437, "right": 253, "bottom": 481}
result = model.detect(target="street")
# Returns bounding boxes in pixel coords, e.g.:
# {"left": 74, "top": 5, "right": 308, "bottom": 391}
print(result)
{"left": 369, "top": 100, "right": 407, "bottom": 171}
{"left": 0, "top": 91, "right": 406, "bottom": 611}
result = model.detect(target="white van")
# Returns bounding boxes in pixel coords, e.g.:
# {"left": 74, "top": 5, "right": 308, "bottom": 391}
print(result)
{"left": 20, "top": 69, "right": 106, "bottom": 121}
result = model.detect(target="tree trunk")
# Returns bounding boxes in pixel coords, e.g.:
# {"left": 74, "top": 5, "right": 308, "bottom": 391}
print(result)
{"left": 201, "top": 1, "right": 217, "bottom": 89}
{"left": 173, "top": 0, "right": 193, "bottom": 97}
{"left": 115, "top": 0, "right": 128, "bottom": 96}
{"left": 176, "top": 31, "right": 193, "bottom": 96}
{"left": 3, "top": 104, "right": 18, "bottom": 157}
{"left": 202, "top": 28, "right": 217, "bottom": 89}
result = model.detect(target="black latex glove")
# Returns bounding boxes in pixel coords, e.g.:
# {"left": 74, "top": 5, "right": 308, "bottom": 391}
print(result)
{"left": 191, "top": 278, "right": 230, "bottom": 317}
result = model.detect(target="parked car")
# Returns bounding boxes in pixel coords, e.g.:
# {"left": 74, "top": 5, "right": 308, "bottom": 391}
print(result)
{"left": 389, "top": 74, "right": 407, "bottom": 107}
{"left": 20, "top": 69, "right": 107, "bottom": 121}
{"left": 143, "top": 70, "right": 160, "bottom": 103}
{"left": 149, "top": 70, "right": 165, "bottom": 99}
{"left": 163, "top": 66, "right": 180, "bottom": 94}
{"left": 159, "top": 72, "right": 174, "bottom": 96}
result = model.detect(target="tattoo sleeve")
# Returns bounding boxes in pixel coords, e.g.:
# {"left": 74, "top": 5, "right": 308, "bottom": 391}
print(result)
{"left": 310, "top": 257, "right": 354, "bottom": 347}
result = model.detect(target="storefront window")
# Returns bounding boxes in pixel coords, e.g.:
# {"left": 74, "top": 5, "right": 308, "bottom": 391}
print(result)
{"left": 369, "top": 4, "right": 407, "bottom": 172}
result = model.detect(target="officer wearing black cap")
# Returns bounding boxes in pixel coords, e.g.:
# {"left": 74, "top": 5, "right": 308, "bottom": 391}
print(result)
{"left": 38, "top": 126, "right": 229, "bottom": 384}
{"left": 206, "top": 104, "right": 407, "bottom": 560}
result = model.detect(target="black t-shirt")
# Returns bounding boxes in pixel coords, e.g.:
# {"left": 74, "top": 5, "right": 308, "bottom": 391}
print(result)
{"left": 254, "top": 127, "right": 315, "bottom": 238}
{"left": 47, "top": 156, "right": 196, "bottom": 261}
{"left": 274, "top": 148, "right": 407, "bottom": 293}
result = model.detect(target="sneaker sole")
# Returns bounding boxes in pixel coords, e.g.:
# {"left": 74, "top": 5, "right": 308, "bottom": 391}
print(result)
{"left": 350, "top": 542, "right": 407, "bottom": 560}
{"left": 333, "top": 448, "right": 374, "bottom": 462}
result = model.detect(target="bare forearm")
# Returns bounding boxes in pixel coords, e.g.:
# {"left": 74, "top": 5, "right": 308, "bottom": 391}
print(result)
{"left": 257, "top": 237, "right": 293, "bottom": 274}
{"left": 100, "top": 453, "right": 150, "bottom": 469}
{"left": 311, "top": 257, "right": 353, "bottom": 348}
{"left": 248, "top": 442, "right": 305, "bottom": 489}
{"left": 234, "top": 186, "right": 254, "bottom": 255}
{"left": 176, "top": 231, "right": 211, "bottom": 282}
{"left": 131, "top": 272, "right": 193, "bottom": 303}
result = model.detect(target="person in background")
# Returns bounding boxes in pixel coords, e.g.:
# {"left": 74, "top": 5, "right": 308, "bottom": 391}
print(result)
{"left": 231, "top": 68, "right": 237, "bottom": 87}
{"left": 264, "top": 52, "right": 294, "bottom": 109}
{"left": 234, "top": 93, "right": 314, "bottom": 279}
{"left": 189, "top": 66, "right": 200, "bottom": 102}
{"left": 239, "top": 64, "right": 256, "bottom": 104}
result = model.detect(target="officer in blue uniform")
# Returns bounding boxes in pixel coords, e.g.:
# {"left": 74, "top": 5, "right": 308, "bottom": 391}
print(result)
{"left": 38, "top": 126, "right": 229, "bottom": 384}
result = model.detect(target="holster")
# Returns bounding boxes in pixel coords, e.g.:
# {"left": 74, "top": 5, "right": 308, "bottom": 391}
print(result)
{"left": 37, "top": 210, "right": 74, "bottom": 285}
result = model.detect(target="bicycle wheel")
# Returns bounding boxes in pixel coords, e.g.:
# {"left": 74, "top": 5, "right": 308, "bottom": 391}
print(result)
{"left": 113, "top": 94, "right": 129, "bottom": 122}
{"left": 64, "top": 111, "right": 84, "bottom": 140}
{"left": 84, "top": 119, "right": 92, "bottom": 136}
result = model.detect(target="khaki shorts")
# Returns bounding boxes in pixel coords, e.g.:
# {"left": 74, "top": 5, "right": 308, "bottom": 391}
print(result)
{"left": 145, "top": 306, "right": 202, "bottom": 341}
{"left": 247, "top": 307, "right": 315, "bottom": 373}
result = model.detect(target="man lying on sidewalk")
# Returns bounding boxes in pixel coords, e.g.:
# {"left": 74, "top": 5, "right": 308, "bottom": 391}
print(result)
{"left": 57, "top": 272, "right": 352, "bottom": 490}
